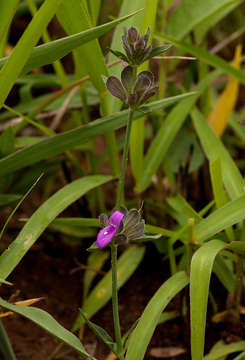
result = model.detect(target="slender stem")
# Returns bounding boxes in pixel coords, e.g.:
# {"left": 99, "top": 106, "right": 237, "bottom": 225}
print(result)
{"left": 115, "top": 109, "right": 134, "bottom": 209}
{"left": 111, "top": 243, "right": 123, "bottom": 355}
{"left": 111, "top": 107, "right": 135, "bottom": 357}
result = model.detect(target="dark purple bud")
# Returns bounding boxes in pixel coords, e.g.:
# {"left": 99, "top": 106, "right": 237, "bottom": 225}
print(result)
{"left": 139, "top": 85, "right": 159, "bottom": 104}
{"left": 135, "top": 36, "right": 145, "bottom": 50}
{"left": 111, "top": 207, "right": 145, "bottom": 243}
{"left": 143, "top": 27, "right": 151, "bottom": 47}
{"left": 121, "top": 65, "right": 133, "bottom": 94}
{"left": 142, "top": 45, "right": 153, "bottom": 62}
{"left": 125, "top": 220, "right": 145, "bottom": 240}
{"left": 134, "top": 70, "right": 153, "bottom": 94}
{"left": 119, "top": 205, "right": 128, "bottom": 215}
{"left": 127, "top": 27, "right": 139, "bottom": 43}
{"left": 122, "top": 35, "right": 133, "bottom": 61}
{"left": 122, "top": 209, "right": 140, "bottom": 229}
{"left": 106, "top": 76, "right": 127, "bottom": 102}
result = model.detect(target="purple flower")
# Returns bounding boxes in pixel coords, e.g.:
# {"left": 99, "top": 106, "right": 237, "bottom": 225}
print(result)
{"left": 96, "top": 211, "right": 124, "bottom": 248}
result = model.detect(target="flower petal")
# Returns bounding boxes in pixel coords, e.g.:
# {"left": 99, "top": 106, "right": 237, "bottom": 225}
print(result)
{"left": 109, "top": 211, "right": 124, "bottom": 229}
{"left": 139, "top": 85, "right": 158, "bottom": 105}
{"left": 97, "top": 225, "right": 116, "bottom": 248}
{"left": 106, "top": 76, "right": 126, "bottom": 102}
{"left": 127, "top": 27, "right": 139, "bottom": 43}
{"left": 134, "top": 71, "right": 153, "bottom": 94}
{"left": 121, "top": 65, "right": 133, "bottom": 94}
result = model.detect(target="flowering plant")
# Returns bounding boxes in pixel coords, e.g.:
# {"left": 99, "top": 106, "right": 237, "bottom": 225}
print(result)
{"left": 97, "top": 208, "right": 145, "bottom": 248}
{"left": 95, "top": 26, "right": 163, "bottom": 358}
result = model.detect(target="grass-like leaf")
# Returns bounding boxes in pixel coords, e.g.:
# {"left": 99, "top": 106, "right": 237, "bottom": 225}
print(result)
{"left": 204, "top": 341, "right": 245, "bottom": 360}
{"left": 0, "top": 94, "right": 194, "bottom": 176}
{"left": 0, "top": 298, "right": 94, "bottom": 359}
{"left": 73, "top": 245, "right": 145, "bottom": 331}
{"left": 0, "top": 9, "right": 142, "bottom": 75}
{"left": 165, "top": 0, "right": 242, "bottom": 40}
{"left": 194, "top": 194, "right": 245, "bottom": 243}
{"left": 0, "top": 175, "right": 112, "bottom": 281}
{"left": 155, "top": 33, "right": 245, "bottom": 86}
{"left": 191, "top": 107, "right": 244, "bottom": 200}
{"left": 0, "top": 0, "right": 63, "bottom": 107}
{"left": 190, "top": 239, "right": 227, "bottom": 360}
{"left": 0, "top": 320, "right": 16, "bottom": 360}
{"left": 125, "top": 271, "right": 189, "bottom": 360}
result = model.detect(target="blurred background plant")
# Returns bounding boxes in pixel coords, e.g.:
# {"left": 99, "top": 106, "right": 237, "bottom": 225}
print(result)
{"left": 1, "top": 0, "right": 245, "bottom": 360}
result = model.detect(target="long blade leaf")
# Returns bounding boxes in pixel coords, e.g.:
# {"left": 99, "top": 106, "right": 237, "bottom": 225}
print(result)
{"left": 0, "top": 175, "right": 112, "bottom": 281}
{"left": 0, "top": 10, "right": 142, "bottom": 75}
{"left": 125, "top": 271, "right": 189, "bottom": 360}
{"left": 0, "top": 298, "right": 93, "bottom": 359}
{"left": 190, "top": 239, "right": 227, "bottom": 360}
{"left": 0, "top": 94, "right": 194, "bottom": 176}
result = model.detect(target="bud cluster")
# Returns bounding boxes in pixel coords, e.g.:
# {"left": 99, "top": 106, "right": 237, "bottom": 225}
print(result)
{"left": 106, "top": 65, "right": 158, "bottom": 109}
{"left": 104, "top": 26, "right": 172, "bottom": 109}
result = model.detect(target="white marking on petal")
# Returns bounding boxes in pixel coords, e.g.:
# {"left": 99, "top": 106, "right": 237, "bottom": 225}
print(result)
{"left": 104, "top": 231, "right": 108, "bottom": 235}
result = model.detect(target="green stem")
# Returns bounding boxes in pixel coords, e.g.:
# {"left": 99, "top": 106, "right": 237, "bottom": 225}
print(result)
{"left": 115, "top": 109, "right": 134, "bottom": 209}
{"left": 111, "top": 107, "right": 134, "bottom": 357}
{"left": 111, "top": 243, "right": 123, "bottom": 356}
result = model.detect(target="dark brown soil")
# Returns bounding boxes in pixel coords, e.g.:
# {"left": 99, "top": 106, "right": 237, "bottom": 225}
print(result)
{"left": 1, "top": 234, "right": 245, "bottom": 360}
{"left": 0, "top": 237, "right": 183, "bottom": 360}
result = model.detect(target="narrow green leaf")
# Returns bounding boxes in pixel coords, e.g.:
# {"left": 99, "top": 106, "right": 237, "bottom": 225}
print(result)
{"left": 204, "top": 341, "right": 245, "bottom": 360}
{"left": 210, "top": 158, "right": 235, "bottom": 241}
{"left": 194, "top": 2, "right": 242, "bottom": 42}
{"left": 136, "top": 95, "right": 197, "bottom": 192}
{"left": 0, "top": 174, "right": 43, "bottom": 241}
{"left": 0, "top": 10, "right": 142, "bottom": 75}
{"left": 83, "top": 251, "right": 109, "bottom": 301}
{"left": 191, "top": 107, "right": 244, "bottom": 200}
{"left": 190, "top": 239, "right": 227, "bottom": 360}
{"left": 0, "top": 298, "right": 94, "bottom": 359}
{"left": 0, "top": 0, "right": 63, "bottom": 107}
{"left": 146, "top": 44, "right": 172, "bottom": 60}
{"left": 136, "top": 65, "right": 225, "bottom": 192}
{"left": 0, "top": 94, "right": 193, "bottom": 176}
{"left": 73, "top": 245, "right": 145, "bottom": 331}
{"left": 0, "top": 0, "right": 20, "bottom": 40}
{"left": 56, "top": 0, "right": 120, "bottom": 175}
{"left": 125, "top": 271, "right": 189, "bottom": 360}
{"left": 129, "top": 0, "right": 159, "bottom": 183}
{"left": 0, "top": 194, "right": 22, "bottom": 207}
{"left": 87, "top": 0, "right": 102, "bottom": 25}
{"left": 167, "top": 194, "right": 202, "bottom": 223}
{"left": 229, "top": 115, "right": 245, "bottom": 143}
{"left": 213, "top": 254, "right": 235, "bottom": 293}
{"left": 165, "top": 0, "right": 241, "bottom": 40}
{"left": 50, "top": 218, "right": 174, "bottom": 238}
{"left": 155, "top": 33, "right": 245, "bottom": 86}
{"left": 0, "top": 320, "right": 16, "bottom": 360}
{"left": 80, "top": 310, "right": 116, "bottom": 352}
{"left": 195, "top": 194, "right": 245, "bottom": 243}
{"left": 158, "top": 311, "right": 179, "bottom": 324}
{"left": 233, "top": 350, "right": 245, "bottom": 360}
{"left": 0, "top": 175, "right": 112, "bottom": 281}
